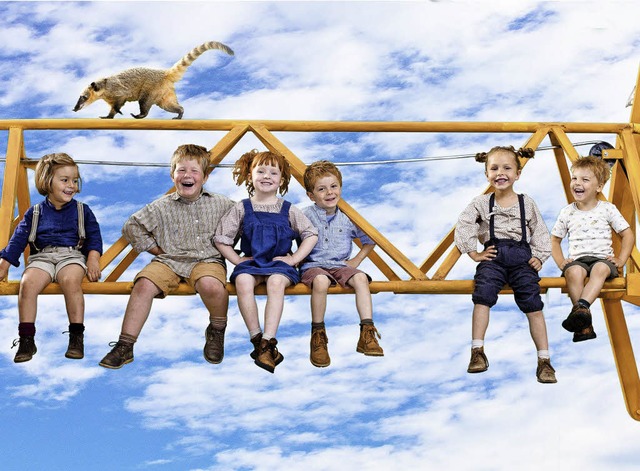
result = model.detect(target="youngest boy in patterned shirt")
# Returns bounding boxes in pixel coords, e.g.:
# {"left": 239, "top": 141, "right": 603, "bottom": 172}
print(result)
{"left": 99, "top": 144, "right": 234, "bottom": 368}
{"left": 300, "top": 160, "right": 383, "bottom": 368}
{"left": 551, "top": 156, "right": 634, "bottom": 342}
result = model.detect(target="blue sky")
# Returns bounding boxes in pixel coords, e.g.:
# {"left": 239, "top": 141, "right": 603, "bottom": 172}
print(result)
{"left": 1, "top": 1, "right": 640, "bottom": 470}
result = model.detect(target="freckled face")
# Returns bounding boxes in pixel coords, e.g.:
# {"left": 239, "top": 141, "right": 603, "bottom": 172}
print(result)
{"left": 307, "top": 175, "right": 342, "bottom": 215}
{"left": 48, "top": 165, "right": 79, "bottom": 209}
{"left": 485, "top": 151, "right": 520, "bottom": 190}
{"left": 172, "top": 159, "right": 207, "bottom": 201}
{"left": 251, "top": 163, "right": 282, "bottom": 196}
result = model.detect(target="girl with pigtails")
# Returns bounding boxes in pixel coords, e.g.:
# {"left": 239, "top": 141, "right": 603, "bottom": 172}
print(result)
{"left": 215, "top": 150, "right": 318, "bottom": 373}
{"left": 454, "top": 145, "right": 557, "bottom": 383}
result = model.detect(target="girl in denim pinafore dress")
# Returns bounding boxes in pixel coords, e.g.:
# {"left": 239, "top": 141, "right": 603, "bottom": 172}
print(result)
{"left": 215, "top": 150, "right": 318, "bottom": 373}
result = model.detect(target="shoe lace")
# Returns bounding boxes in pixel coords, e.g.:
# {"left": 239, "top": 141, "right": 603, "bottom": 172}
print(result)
{"left": 11, "top": 338, "right": 20, "bottom": 349}
{"left": 365, "top": 325, "right": 382, "bottom": 342}
{"left": 311, "top": 330, "right": 328, "bottom": 350}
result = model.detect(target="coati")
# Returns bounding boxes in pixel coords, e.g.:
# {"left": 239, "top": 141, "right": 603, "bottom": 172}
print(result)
{"left": 73, "top": 41, "right": 234, "bottom": 119}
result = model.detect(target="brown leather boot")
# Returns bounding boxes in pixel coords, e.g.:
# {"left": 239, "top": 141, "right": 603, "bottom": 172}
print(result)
{"left": 65, "top": 332, "right": 84, "bottom": 360}
{"left": 12, "top": 336, "right": 37, "bottom": 363}
{"left": 255, "top": 338, "right": 284, "bottom": 373}
{"left": 99, "top": 341, "right": 134, "bottom": 369}
{"left": 356, "top": 324, "right": 384, "bottom": 356}
{"left": 467, "top": 346, "right": 489, "bottom": 373}
{"left": 203, "top": 323, "right": 225, "bottom": 364}
{"left": 310, "top": 328, "right": 330, "bottom": 367}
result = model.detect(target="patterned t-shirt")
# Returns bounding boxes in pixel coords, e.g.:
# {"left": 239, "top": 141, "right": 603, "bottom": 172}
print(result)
{"left": 551, "top": 201, "right": 630, "bottom": 259}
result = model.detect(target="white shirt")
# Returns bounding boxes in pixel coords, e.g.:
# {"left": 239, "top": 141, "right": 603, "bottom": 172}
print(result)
{"left": 551, "top": 201, "right": 629, "bottom": 259}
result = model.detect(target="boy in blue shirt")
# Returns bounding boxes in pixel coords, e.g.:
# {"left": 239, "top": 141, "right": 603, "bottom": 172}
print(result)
{"left": 301, "top": 160, "right": 383, "bottom": 367}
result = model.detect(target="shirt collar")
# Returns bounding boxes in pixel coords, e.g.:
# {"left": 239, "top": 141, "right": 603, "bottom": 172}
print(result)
{"left": 43, "top": 197, "right": 74, "bottom": 210}
{"left": 311, "top": 203, "right": 341, "bottom": 219}
{"left": 170, "top": 189, "right": 211, "bottom": 203}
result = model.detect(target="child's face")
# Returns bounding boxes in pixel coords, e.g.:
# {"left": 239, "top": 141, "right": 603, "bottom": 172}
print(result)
{"left": 307, "top": 174, "right": 342, "bottom": 215}
{"left": 250, "top": 162, "right": 282, "bottom": 196}
{"left": 571, "top": 167, "right": 603, "bottom": 204}
{"left": 172, "top": 158, "right": 208, "bottom": 201}
{"left": 485, "top": 151, "right": 520, "bottom": 191}
{"left": 48, "top": 165, "right": 79, "bottom": 209}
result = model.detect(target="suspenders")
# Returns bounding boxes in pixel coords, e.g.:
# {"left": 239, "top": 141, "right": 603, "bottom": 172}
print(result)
{"left": 27, "top": 201, "right": 86, "bottom": 251}
{"left": 488, "top": 193, "right": 526, "bottom": 242}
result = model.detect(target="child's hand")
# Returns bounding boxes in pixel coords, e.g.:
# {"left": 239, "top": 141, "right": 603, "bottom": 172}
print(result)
{"left": 528, "top": 257, "right": 542, "bottom": 272}
{"left": 345, "top": 258, "right": 359, "bottom": 269}
{"left": 470, "top": 246, "right": 497, "bottom": 262}
{"left": 273, "top": 254, "right": 296, "bottom": 266}
{"left": 0, "top": 263, "right": 9, "bottom": 281}
{"left": 557, "top": 258, "right": 573, "bottom": 270}
{"left": 607, "top": 256, "right": 625, "bottom": 268}
{"left": 86, "top": 262, "right": 101, "bottom": 282}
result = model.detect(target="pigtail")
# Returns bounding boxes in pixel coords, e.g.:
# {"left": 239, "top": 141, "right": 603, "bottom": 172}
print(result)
{"left": 232, "top": 149, "right": 258, "bottom": 195}
{"left": 475, "top": 152, "right": 489, "bottom": 164}
{"left": 516, "top": 147, "right": 535, "bottom": 159}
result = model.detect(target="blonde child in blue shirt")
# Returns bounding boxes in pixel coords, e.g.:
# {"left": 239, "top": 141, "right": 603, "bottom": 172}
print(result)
{"left": 0, "top": 153, "right": 102, "bottom": 363}
{"left": 300, "top": 160, "right": 383, "bottom": 368}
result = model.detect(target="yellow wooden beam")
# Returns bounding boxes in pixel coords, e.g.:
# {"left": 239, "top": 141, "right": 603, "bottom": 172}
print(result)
{"left": 0, "top": 128, "right": 23, "bottom": 248}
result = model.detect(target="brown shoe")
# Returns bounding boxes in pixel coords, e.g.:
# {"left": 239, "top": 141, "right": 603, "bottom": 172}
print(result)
{"left": 250, "top": 333, "right": 262, "bottom": 360}
{"left": 255, "top": 338, "right": 284, "bottom": 373}
{"left": 536, "top": 358, "right": 557, "bottom": 384}
{"left": 203, "top": 324, "right": 225, "bottom": 364}
{"left": 573, "top": 324, "right": 597, "bottom": 343}
{"left": 310, "top": 328, "right": 330, "bottom": 367}
{"left": 562, "top": 304, "right": 592, "bottom": 333}
{"left": 12, "top": 336, "right": 37, "bottom": 363}
{"left": 65, "top": 332, "right": 84, "bottom": 359}
{"left": 99, "top": 341, "right": 134, "bottom": 369}
{"left": 467, "top": 346, "right": 489, "bottom": 373}
{"left": 356, "top": 324, "right": 384, "bottom": 356}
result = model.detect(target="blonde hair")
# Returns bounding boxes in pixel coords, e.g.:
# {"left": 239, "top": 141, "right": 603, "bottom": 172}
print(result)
{"left": 303, "top": 160, "right": 342, "bottom": 192}
{"left": 475, "top": 145, "right": 535, "bottom": 171}
{"left": 571, "top": 156, "right": 611, "bottom": 185}
{"left": 170, "top": 144, "right": 211, "bottom": 177}
{"left": 232, "top": 149, "right": 291, "bottom": 196}
{"left": 35, "top": 153, "right": 80, "bottom": 196}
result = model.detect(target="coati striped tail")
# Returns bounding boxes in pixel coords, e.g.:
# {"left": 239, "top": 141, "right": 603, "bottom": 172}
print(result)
{"left": 166, "top": 41, "right": 234, "bottom": 82}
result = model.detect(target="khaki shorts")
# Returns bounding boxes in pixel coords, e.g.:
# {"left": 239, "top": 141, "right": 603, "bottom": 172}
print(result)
{"left": 301, "top": 266, "right": 371, "bottom": 289}
{"left": 26, "top": 247, "right": 87, "bottom": 282}
{"left": 562, "top": 256, "right": 618, "bottom": 280}
{"left": 134, "top": 261, "right": 227, "bottom": 298}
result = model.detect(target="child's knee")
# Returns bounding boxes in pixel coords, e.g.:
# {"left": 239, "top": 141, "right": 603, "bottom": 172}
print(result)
{"left": 312, "top": 275, "right": 331, "bottom": 292}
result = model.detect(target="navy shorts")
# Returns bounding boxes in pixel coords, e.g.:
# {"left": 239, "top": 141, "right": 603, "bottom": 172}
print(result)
{"left": 472, "top": 239, "right": 543, "bottom": 313}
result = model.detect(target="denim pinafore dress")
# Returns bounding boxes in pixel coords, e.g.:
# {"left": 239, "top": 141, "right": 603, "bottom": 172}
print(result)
{"left": 230, "top": 198, "right": 300, "bottom": 284}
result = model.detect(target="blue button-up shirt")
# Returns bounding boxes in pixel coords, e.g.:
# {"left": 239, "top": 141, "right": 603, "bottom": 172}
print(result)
{"left": 300, "top": 204, "right": 374, "bottom": 272}
{"left": 0, "top": 198, "right": 103, "bottom": 267}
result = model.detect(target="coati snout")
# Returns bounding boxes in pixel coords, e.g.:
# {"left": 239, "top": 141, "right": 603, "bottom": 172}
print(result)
{"left": 73, "top": 41, "right": 233, "bottom": 119}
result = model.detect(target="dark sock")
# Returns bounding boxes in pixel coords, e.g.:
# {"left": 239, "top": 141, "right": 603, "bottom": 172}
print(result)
{"left": 209, "top": 317, "right": 227, "bottom": 330}
{"left": 69, "top": 323, "right": 85, "bottom": 335}
{"left": 311, "top": 322, "right": 325, "bottom": 331}
{"left": 118, "top": 333, "right": 137, "bottom": 345}
{"left": 360, "top": 319, "right": 374, "bottom": 330}
{"left": 18, "top": 322, "right": 36, "bottom": 337}
{"left": 578, "top": 299, "right": 591, "bottom": 308}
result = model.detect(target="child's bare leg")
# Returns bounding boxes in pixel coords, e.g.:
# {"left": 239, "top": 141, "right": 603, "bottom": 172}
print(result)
{"left": 17, "top": 268, "right": 52, "bottom": 323}
{"left": 263, "top": 274, "right": 290, "bottom": 338}
{"left": 310, "top": 275, "right": 331, "bottom": 323}
{"left": 347, "top": 272, "right": 373, "bottom": 321}
{"left": 564, "top": 265, "right": 588, "bottom": 304}
{"left": 525, "top": 310, "right": 549, "bottom": 351}
{"left": 467, "top": 303, "right": 491, "bottom": 373}
{"left": 580, "top": 263, "right": 610, "bottom": 304}
{"left": 120, "top": 277, "right": 162, "bottom": 338}
{"left": 471, "top": 304, "right": 490, "bottom": 341}
{"left": 235, "top": 274, "right": 261, "bottom": 334}
{"left": 57, "top": 264, "right": 86, "bottom": 324}
{"left": 195, "top": 276, "right": 229, "bottom": 320}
